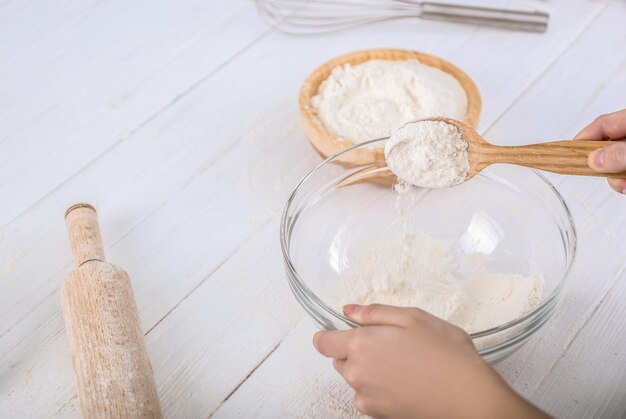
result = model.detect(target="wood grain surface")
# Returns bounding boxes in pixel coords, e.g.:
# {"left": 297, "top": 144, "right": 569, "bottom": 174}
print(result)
{"left": 472, "top": 140, "right": 626, "bottom": 178}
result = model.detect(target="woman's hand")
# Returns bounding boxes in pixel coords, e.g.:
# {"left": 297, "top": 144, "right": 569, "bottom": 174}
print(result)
{"left": 314, "top": 304, "right": 548, "bottom": 419}
{"left": 576, "top": 109, "right": 626, "bottom": 194}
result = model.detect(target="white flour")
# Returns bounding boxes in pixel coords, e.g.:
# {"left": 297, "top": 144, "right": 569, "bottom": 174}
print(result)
{"left": 385, "top": 120, "right": 469, "bottom": 189}
{"left": 311, "top": 60, "right": 468, "bottom": 144}
{"left": 339, "top": 230, "right": 543, "bottom": 334}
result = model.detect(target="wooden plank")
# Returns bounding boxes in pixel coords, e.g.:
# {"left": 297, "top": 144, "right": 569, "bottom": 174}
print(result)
{"left": 212, "top": 320, "right": 363, "bottom": 419}
{"left": 0, "top": 0, "right": 269, "bottom": 227}
{"left": 0, "top": 1, "right": 97, "bottom": 57}
{"left": 146, "top": 221, "right": 305, "bottom": 419}
{"left": 531, "top": 269, "right": 626, "bottom": 419}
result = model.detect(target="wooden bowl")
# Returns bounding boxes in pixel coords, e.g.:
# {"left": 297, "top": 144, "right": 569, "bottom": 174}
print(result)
{"left": 299, "top": 48, "right": 482, "bottom": 166}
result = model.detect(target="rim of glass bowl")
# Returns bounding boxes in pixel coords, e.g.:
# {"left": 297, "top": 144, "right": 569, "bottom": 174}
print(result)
{"left": 280, "top": 138, "right": 577, "bottom": 339}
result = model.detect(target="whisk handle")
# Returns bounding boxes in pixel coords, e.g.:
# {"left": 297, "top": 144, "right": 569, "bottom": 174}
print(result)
{"left": 421, "top": 2, "right": 549, "bottom": 33}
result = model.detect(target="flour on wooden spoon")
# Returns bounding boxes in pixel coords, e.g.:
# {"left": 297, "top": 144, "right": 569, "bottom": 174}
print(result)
{"left": 384, "top": 120, "right": 470, "bottom": 189}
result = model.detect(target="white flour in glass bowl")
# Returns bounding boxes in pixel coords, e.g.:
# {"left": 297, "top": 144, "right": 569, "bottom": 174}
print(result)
{"left": 311, "top": 59, "right": 468, "bottom": 144}
{"left": 339, "top": 228, "right": 544, "bottom": 334}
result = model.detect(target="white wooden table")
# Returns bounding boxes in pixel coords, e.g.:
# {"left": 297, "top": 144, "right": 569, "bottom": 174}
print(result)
{"left": 1, "top": 0, "right": 625, "bottom": 417}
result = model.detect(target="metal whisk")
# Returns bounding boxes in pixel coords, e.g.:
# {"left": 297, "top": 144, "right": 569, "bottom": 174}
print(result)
{"left": 256, "top": 0, "right": 549, "bottom": 34}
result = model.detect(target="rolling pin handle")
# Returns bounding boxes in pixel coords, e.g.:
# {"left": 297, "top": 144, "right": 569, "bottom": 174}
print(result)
{"left": 65, "top": 203, "right": 106, "bottom": 267}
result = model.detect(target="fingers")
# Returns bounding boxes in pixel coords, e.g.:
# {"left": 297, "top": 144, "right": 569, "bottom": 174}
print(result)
{"left": 588, "top": 142, "right": 626, "bottom": 174}
{"left": 579, "top": 110, "right": 626, "bottom": 194}
{"left": 343, "top": 303, "right": 430, "bottom": 327}
{"left": 313, "top": 330, "right": 354, "bottom": 359}
{"left": 575, "top": 109, "right": 626, "bottom": 140}
{"left": 333, "top": 358, "right": 346, "bottom": 374}
{"left": 353, "top": 393, "right": 375, "bottom": 417}
{"left": 353, "top": 392, "right": 392, "bottom": 418}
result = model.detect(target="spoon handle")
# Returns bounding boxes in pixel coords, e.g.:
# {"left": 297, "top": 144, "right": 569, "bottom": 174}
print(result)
{"left": 483, "top": 140, "right": 626, "bottom": 178}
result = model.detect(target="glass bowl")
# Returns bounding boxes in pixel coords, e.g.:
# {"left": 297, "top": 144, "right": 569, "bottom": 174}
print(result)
{"left": 281, "top": 138, "right": 576, "bottom": 363}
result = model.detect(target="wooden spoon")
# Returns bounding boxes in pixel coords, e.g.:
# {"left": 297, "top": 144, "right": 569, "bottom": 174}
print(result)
{"left": 445, "top": 117, "right": 626, "bottom": 181}
{"left": 337, "top": 117, "right": 626, "bottom": 188}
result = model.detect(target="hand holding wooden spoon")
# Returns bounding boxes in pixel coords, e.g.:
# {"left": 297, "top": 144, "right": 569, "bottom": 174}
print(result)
{"left": 575, "top": 109, "right": 626, "bottom": 194}
{"left": 337, "top": 116, "right": 626, "bottom": 188}
{"left": 446, "top": 117, "right": 626, "bottom": 181}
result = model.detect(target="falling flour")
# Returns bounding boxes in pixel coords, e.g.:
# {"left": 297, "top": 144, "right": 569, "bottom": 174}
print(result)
{"left": 339, "top": 230, "right": 543, "bottom": 334}
{"left": 311, "top": 60, "right": 468, "bottom": 144}
{"left": 385, "top": 120, "right": 469, "bottom": 189}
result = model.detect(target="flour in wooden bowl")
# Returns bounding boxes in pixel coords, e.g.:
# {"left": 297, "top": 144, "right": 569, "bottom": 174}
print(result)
{"left": 311, "top": 60, "right": 468, "bottom": 144}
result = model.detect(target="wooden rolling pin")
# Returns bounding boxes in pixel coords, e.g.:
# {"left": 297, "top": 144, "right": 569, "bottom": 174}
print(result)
{"left": 61, "top": 203, "right": 162, "bottom": 419}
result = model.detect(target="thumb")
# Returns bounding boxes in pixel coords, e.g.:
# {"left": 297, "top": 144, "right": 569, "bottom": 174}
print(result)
{"left": 343, "top": 303, "right": 428, "bottom": 327}
{"left": 588, "top": 142, "right": 626, "bottom": 173}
